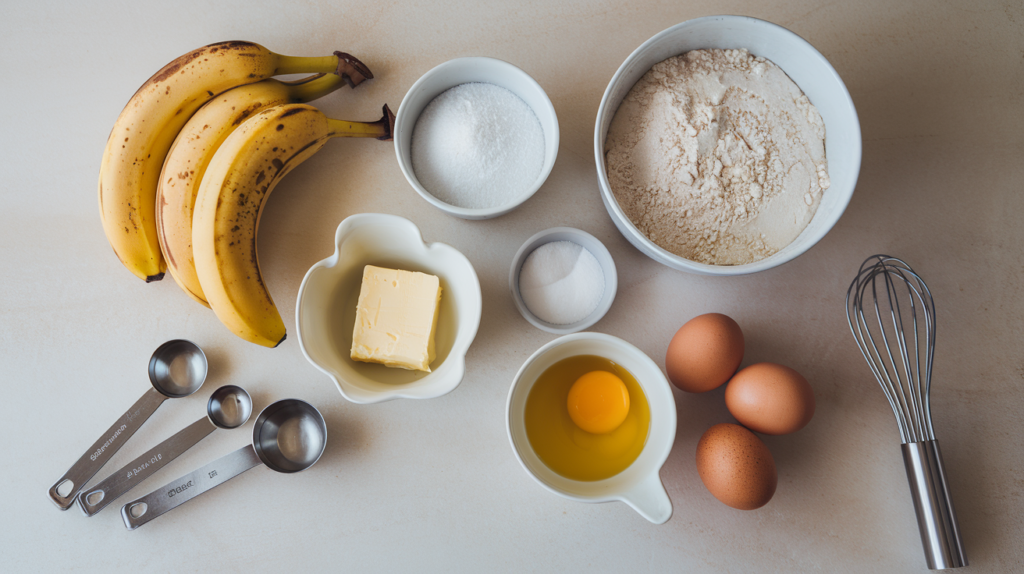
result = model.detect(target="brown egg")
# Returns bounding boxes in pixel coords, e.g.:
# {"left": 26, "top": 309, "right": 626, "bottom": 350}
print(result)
{"left": 695, "top": 423, "right": 777, "bottom": 510}
{"left": 665, "top": 313, "right": 744, "bottom": 393}
{"left": 725, "top": 363, "right": 815, "bottom": 435}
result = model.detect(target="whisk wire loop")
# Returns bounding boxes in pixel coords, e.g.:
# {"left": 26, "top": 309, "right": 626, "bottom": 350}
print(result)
{"left": 846, "top": 255, "right": 936, "bottom": 443}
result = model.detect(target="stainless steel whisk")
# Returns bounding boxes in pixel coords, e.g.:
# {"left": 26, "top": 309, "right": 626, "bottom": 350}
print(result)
{"left": 846, "top": 255, "right": 967, "bottom": 570}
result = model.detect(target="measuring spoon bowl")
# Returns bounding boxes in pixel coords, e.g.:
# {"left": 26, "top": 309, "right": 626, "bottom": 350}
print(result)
{"left": 121, "top": 399, "right": 326, "bottom": 530}
{"left": 77, "top": 385, "right": 251, "bottom": 517}
{"left": 149, "top": 339, "right": 209, "bottom": 397}
{"left": 253, "top": 398, "right": 327, "bottom": 472}
{"left": 47, "top": 340, "right": 207, "bottom": 510}
{"left": 208, "top": 385, "right": 253, "bottom": 429}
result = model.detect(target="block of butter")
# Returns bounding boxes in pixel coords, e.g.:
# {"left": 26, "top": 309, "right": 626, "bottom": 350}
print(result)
{"left": 350, "top": 265, "right": 442, "bottom": 372}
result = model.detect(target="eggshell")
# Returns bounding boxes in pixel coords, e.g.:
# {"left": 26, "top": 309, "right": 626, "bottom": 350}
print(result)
{"left": 665, "top": 313, "right": 744, "bottom": 393}
{"left": 725, "top": 363, "right": 815, "bottom": 435}
{"left": 695, "top": 423, "right": 777, "bottom": 510}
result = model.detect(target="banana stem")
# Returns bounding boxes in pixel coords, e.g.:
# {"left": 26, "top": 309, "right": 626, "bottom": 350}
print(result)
{"left": 333, "top": 52, "right": 373, "bottom": 88}
{"left": 274, "top": 54, "right": 340, "bottom": 75}
{"left": 327, "top": 104, "right": 396, "bottom": 141}
{"left": 273, "top": 52, "right": 373, "bottom": 89}
{"left": 286, "top": 73, "right": 346, "bottom": 102}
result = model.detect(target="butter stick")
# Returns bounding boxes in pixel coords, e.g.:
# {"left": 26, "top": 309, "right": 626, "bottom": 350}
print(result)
{"left": 350, "top": 265, "right": 442, "bottom": 372}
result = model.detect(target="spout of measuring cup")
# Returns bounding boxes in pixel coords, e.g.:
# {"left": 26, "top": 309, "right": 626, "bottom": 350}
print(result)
{"left": 620, "top": 472, "right": 673, "bottom": 525}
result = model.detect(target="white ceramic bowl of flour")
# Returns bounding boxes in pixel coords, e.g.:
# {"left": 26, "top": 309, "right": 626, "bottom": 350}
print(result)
{"left": 395, "top": 57, "right": 560, "bottom": 220}
{"left": 594, "top": 15, "right": 861, "bottom": 275}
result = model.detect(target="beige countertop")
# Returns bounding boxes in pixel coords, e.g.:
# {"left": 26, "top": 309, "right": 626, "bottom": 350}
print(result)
{"left": 3, "top": 1, "right": 1022, "bottom": 571}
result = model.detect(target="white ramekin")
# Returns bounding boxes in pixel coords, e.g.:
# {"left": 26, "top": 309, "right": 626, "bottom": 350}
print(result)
{"left": 395, "top": 57, "right": 559, "bottom": 220}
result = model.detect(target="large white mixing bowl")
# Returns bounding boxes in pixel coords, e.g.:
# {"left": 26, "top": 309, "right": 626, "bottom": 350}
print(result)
{"left": 594, "top": 15, "right": 861, "bottom": 275}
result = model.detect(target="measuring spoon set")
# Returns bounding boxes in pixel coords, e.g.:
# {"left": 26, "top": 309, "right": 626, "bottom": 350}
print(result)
{"left": 47, "top": 340, "right": 327, "bottom": 530}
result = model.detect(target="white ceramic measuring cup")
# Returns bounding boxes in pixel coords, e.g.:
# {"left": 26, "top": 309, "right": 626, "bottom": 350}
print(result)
{"left": 120, "top": 399, "right": 326, "bottom": 530}
{"left": 47, "top": 340, "right": 207, "bottom": 510}
{"left": 506, "top": 332, "right": 677, "bottom": 524}
{"left": 77, "top": 385, "right": 252, "bottom": 517}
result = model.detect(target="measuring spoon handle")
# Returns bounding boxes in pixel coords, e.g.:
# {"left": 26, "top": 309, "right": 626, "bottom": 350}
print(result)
{"left": 121, "top": 444, "right": 263, "bottom": 530}
{"left": 77, "top": 416, "right": 217, "bottom": 517}
{"left": 47, "top": 388, "right": 167, "bottom": 510}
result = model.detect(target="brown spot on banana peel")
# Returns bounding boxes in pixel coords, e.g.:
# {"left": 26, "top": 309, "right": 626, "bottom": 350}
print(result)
{"left": 232, "top": 102, "right": 265, "bottom": 126}
{"left": 163, "top": 238, "right": 178, "bottom": 269}
{"left": 185, "top": 284, "right": 211, "bottom": 307}
{"left": 150, "top": 52, "right": 200, "bottom": 84}
{"left": 143, "top": 41, "right": 261, "bottom": 99}
{"left": 334, "top": 52, "right": 373, "bottom": 88}
{"left": 147, "top": 41, "right": 253, "bottom": 85}
{"left": 278, "top": 107, "right": 309, "bottom": 119}
{"left": 273, "top": 139, "right": 324, "bottom": 173}
{"left": 210, "top": 40, "right": 260, "bottom": 53}
{"left": 250, "top": 236, "right": 262, "bottom": 287}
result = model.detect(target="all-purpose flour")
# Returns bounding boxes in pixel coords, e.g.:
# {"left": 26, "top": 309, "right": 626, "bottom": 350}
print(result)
{"left": 605, "top": 49, "right": 830, "bottom": 265}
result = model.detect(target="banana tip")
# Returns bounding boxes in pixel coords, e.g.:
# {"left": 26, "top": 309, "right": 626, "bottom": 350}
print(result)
{"left": 145, "top": 272, "right": 165, "bottom": 283}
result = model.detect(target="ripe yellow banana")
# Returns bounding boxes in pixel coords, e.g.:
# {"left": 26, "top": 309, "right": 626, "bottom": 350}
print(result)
{"left": 99, "top": 40, "right": 372, "bottom": 282}
{"left": 192, "top": 103, "right": 395, "bottom": 347}
{"left": 156, "top": 73, "right": 353, "bottom": 306}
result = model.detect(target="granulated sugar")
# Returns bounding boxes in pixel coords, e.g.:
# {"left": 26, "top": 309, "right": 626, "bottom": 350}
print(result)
{"left": 411, "top": 82, "right": 545, "bottom": 210}
{"left": 519, "top": 241, "right": 605, "bottom": 325}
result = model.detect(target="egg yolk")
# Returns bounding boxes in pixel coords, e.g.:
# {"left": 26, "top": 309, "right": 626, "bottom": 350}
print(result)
{"left": 567, "top": 371, "right": 630, "bottom": 434}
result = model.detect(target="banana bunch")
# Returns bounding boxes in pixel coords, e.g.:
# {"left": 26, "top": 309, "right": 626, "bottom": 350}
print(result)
{"left": 193, "top": 103, "right": 394, "bottom": 347}
{"left": 99, "top": 41, "right": 371, "bottom": 281}
{"left": 98, "top": 40, "right": 394, "bottom": 347}
{"left": 156, "top": 73, "right": 349, "bottom": 306}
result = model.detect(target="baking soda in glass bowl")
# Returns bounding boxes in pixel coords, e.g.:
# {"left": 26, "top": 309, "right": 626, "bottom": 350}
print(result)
{"left": 411, "top": 82, "right": 545, "bottom": 210}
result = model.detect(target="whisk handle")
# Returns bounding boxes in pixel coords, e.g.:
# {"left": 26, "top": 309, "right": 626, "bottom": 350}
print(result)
{"left": 902, "top": 440, "right": 967, "bottom": 569}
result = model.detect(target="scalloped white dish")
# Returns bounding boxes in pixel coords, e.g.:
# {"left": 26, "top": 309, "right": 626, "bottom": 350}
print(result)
{"left": 296, "top": 213, "right": 482, "bottom": 404}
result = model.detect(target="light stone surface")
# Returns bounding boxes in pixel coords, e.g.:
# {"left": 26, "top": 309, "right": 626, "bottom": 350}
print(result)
{"left": 2, "top": 1, "right": 1022, "bottom": 572}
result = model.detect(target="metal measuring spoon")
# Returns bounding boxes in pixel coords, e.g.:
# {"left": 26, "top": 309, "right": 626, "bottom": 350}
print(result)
{"left": 47, "top": 340, "right": 207, "bottom": 511}
{"left": 121, "top": 399, "right": 326, "bottom": 530}
{"left": 77, "top": 385, "right": 252, "bottom": 517}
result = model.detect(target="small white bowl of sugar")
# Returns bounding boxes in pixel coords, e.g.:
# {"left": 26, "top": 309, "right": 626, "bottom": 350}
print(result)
{"left": 509, "top": 228, "right": 618, "bottom": 335}
{"left": 394, "top": 57, "right": 559, "bottom": 219}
